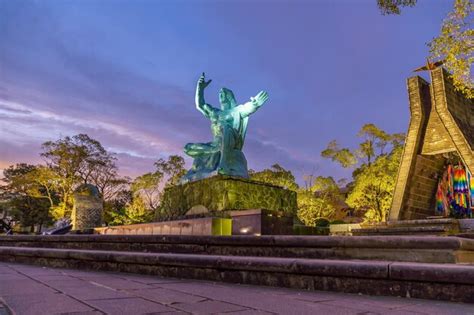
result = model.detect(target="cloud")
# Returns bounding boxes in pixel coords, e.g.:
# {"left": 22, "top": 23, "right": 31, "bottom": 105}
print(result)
{"left": 0, "top": 1, "right": 361, "bottom": 184}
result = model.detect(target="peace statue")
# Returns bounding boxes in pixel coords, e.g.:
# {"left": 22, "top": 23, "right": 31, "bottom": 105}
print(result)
{"left": 180, "top": 73, "right": 269, "bottom": 183}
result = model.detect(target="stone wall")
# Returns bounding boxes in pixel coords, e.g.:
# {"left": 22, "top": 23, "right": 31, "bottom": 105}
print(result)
{"left": 389, "top": 76, "right": 432, "bottom": 221}
{"left": 400, "top": 154, "right": 445, "bottom": 220}
{"left": 95, "top": 217, "right": 231, "bottom": 236}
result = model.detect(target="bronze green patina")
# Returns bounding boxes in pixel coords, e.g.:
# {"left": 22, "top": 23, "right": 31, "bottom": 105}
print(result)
{"left": 159, "top": 175, "right": 297, "bottom": 220}
{"left": 180, "top": 73, "right": 269, "bottom": 183}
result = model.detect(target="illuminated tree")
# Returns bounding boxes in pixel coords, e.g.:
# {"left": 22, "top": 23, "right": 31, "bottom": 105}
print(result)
{"left": 321, "top": 124, "right": 405, "bottom": 222}
{"left": 429, "top": 0, "right": 473, "bottom": 98}
{"left": 41, "top": 134, "right": 125, "bottom": 218}
{"left": 2, "top": 164, "right": 53, "bottom": 231}
{"left": 297, "top": 176, "right": 343, "bottom": 226}
{"left": 346, "top": 146, "right": 403, "bottom": 222}
{"left": 131, "top": 172, "right": 163, "bottom": 212}
{"left": 249, "top": 164, "right": 298, "bottom": 190}
{"left": 154, "top": 155, "right": 186, "bottom": 187}
{"left": 250, "top": 165, "right": 342, "bottom": 226}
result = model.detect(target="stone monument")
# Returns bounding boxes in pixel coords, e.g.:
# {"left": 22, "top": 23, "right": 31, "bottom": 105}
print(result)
{"left": 159, "top": 73, "right": 297, "bottom": 234}
{"left": 389, "top": 67, "right": 473, "bottom": 221}
{"left": 353, "top": 67, "right": 474, "bottom": 236}
{"left": 72, "top": 184, "right": 103, "bottom": 231}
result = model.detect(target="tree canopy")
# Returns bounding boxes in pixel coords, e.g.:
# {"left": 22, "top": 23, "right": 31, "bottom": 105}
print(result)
{"left": 2, "top": 164, "right": 53, "bottom": 231}
{"left": 321, "top": 123, "right": 405, "bottom": 222}
{"left": 249, "top": 165, "right": 344, "bottom": 226}
{"left": 377, "top": 0, "right": 417, "bottom": 15}
{"left": 249, "top": 164, "right": 299, "bottom": 191}
{"left": 2, "top": 134, "right": 128, "bottom": 230}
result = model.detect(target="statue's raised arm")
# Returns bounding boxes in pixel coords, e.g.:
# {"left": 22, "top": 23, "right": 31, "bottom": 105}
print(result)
{"left": 195, "top": 73, "right": 217, "bottom": 118}
{"left": 237, "top": 91, "right": 269, "bottom": 118}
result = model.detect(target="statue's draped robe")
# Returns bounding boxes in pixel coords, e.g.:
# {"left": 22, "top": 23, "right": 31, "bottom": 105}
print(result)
{"left": 181, "top": 109, "right": 250, "bottom": 183}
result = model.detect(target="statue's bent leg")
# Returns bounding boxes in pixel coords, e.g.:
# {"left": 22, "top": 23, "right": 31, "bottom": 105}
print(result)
{"left": 180, "top": 141, "right": 222, "bottom": 183}
{"left": 218, "top": 127, "right": 248, "bottom": 178}
{"left": 184, "top": 142, "right": 219, "bottom": 157}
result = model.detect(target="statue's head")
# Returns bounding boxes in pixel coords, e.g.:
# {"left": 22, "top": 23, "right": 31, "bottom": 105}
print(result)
{"left": 219, "top": 87, "right": 237, "bottom": 110}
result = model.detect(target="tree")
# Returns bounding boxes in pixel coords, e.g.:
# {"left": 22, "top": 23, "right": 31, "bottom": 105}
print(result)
{"left": 2, "top": 164, "right": 53, "bottom": 231}
{"left": 356, "top": 124, "right": 391, "bottom": 165}
{"left": 2, "top": 134, "right": 128, "bottom": 225}
{"left": 321, "top": 124, "right": 405, "bottom": 222}
{"left": 377, "top": 0, "right": 417, "bottom": 15}
{"left": 41, "top": 134, "right": 124, "bottom": 218}
{"left": 297, "top": 176, "right": 342, "bottom": 226}
{"left": 124, "top": 196, "right": 154, "bottom": 224}
{"left": 378, "top": 0, "right": 473, "bottom": 98}
{"left": 22, "top": 166, "right": 61, "bottom": 210}
{"left": 118, "top": 155, "right": 187, "bottom": 222}
{"left": 8, "top": 195, "right": 51, "bottom": 232}
{"left": 87, "top": 155, "right": 129, "bottom": 202}
{"left": 249, "top": 164, "right": 299, "bottom": 190}
{"left": 429, "top": 0, "right": 473, "bottom": 98}
{"left": 322, "top": 124, "right": 392, "bottom": 168}
{"left": 104, "top": 192, "right": 152, "bottom": 226}
{"left": 346, "top": 146, "right": 403, "bottom": 222}
{"left": 154, "top": 155, "right": 186, "bottom": 187}
{"left": 103, "top": 189, "right": 132, "bottom": 226}
{"left": 321, "top": 141, "right": 357, "bottom": 168}
{"left": 249, "top": 165, "right": 343, "bottom": 226}
{"left": 131, "top": 172, "right": 163, "bottom": 212}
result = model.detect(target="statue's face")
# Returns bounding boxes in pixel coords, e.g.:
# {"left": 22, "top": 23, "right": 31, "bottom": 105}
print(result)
{"left": 219, "top": 88, "right": 236, "bottom": 110}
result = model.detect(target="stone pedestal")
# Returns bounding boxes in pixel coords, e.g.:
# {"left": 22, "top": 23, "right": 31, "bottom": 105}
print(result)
{"left": 158, "top": 175, "right": 297, "bottom": 220}
{"left": 72, "top": 184, "right": 103, "bottom": 230}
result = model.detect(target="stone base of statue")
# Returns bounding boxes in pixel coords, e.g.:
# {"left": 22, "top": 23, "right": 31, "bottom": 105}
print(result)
{"left": 159, "top": 175, "right": 297, "bottom": 219}
{"left": 158, "top": 175, "right": 296, "bottom": 235}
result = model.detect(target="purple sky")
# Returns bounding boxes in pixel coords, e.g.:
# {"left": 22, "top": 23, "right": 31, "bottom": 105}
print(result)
{"left": 0, "top": 0, "right": 452, "bottom": 182}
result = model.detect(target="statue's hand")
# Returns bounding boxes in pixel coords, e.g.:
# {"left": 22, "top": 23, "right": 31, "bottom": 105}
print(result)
{"left": 198, "top": 72, "right": 212, "bottom": 90}
{"left": 251, "top": 91, "right": 269, "bottom": 106}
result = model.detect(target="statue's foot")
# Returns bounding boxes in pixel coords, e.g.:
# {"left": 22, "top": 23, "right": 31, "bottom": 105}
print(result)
{"left": 218, "top": 166, "right": 249, "bottom": 178}
{"left": 217, "top": 167, "right": 229, "bottom": 175}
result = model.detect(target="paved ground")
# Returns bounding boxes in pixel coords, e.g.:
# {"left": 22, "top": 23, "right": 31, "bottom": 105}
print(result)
{"left": 0, "top": 262, "right": 473, "bottom": 315}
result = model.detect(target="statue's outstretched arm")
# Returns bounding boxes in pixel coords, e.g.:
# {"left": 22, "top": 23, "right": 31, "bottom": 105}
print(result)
{"left": 237, "top": 91, "right": 269, "bottom": 117}
{"left": 195, "top": 73, "right": 216, "bottom": 118}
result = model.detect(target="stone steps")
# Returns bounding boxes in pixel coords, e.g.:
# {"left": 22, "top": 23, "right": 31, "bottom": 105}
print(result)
{"left": 352, "top": 226, "right": 453, "bottom": 236}
{"left": 352, "top": 218, "right": 460, "bottom": 236}
{"left": 1, "top": 235, "right": 474, "bottom": 264}
{"left": 0, "top": 245, "right": 473, "bottom": 303}
{"left": 2, "top": 235, "right": 473, "bottom": 303}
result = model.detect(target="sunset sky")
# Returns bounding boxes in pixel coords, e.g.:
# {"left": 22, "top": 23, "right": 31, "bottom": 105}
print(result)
{"left": 0, "top": 0, "right": 452, "bottom": 182}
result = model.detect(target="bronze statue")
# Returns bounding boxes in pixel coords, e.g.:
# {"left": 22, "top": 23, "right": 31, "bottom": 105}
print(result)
{"left": 181, "top": 73, "right": 269, "bottom": 183}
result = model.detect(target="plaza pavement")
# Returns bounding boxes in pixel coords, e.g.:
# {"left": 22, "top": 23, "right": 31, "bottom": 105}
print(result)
{"left": 0, "top": 262, "right": 472, "bottom": 315}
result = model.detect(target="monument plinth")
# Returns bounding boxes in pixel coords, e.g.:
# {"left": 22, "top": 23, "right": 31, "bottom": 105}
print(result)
{"left": 159, "top": 175, "right": 297, "bottom": 220}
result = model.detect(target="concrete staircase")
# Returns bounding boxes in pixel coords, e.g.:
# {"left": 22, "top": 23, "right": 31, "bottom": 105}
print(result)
{"left": 351, "top": 218, "right": 460, "bottom": 236}
{"left": 0, "top": 235, "right": 473, "bottom": 303}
